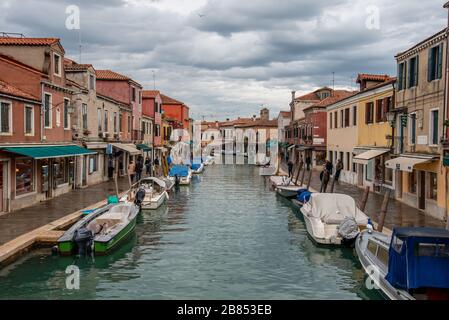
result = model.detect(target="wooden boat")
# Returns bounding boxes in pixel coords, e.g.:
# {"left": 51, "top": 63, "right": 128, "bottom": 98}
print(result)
{"left": 137, "top": 177, "right": 169, "bottom": 210}
{"left": 356, "top": 228, "right": 449, "bottom": 300}
{"left": 300, "top": 193, "right": 368, "bottom": 246}
{"left": 168, "top": 165, "right": 192, "bottom": 185}
{"left": 58, "top": 202, "right": 139, "bottom": 256}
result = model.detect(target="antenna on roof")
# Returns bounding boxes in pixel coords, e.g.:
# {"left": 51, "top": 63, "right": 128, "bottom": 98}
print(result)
{"left": 78, "top": 29, "right": 82, "bottom": 63}
{"left": 152, "top": 70, "right": 156, "bottom": 90}
{"left": 332, "top": 72, "right": 335, "bottom": 96}
{"left": 0, "top": 32, "right": 25, "bottom": 38}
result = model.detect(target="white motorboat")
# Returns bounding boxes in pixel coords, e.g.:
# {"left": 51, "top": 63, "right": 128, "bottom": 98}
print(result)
{"left": 276, "top": 184, "right": 307, "bottom": 198}
{"left": 168, "top": 165, "right": 192, "bottom": 185}
{"left": 137, "top": 177, "right": 169, "bottom": 210}
{"left": 203, "top": 156, "right": 215, "bottom": 166}
{"left": 356, "top": 228, "right": 449, "bottom": 300}
{"left": 269, "top": 176, "right": 295, "bottom": 188}
{"left": 191, "top": 163, "right": 205, "bottom": 174}
{"left": 300, "top": 193, "right": 369, "bottom": 246}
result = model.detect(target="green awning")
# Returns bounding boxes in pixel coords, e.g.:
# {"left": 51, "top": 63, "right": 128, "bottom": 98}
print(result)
{"left": 444, "top": 156, "right": 449, "bottom": 167}
{"left": 136, "top": 144, "right": 152, "bottom": 152}
{"left": 1, "top": 145, "right": 96, "bottom": 159}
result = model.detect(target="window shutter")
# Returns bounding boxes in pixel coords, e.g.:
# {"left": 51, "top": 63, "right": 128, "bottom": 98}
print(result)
{"left": 407, "top": 59, "right": 412, "bottom": 89}
{"left": 438, "top": 43, "right": 443, "bottom": 79}
{"left": 365, "top": 104, "right": 369, "bottom": 124}
{"left": 415, "top": 56, "right": 419, "bottom": 86}
{"left": 397, "top": 64, "right": 402, "bottom": 90}
{"left": 428, "top": 48, "right": 434, "bottom": 82}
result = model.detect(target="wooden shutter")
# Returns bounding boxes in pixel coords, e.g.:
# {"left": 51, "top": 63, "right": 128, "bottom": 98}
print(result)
{"left": 438, "top": 43, "right": 443, "bottom": 79}
{"left": 414, "top": 56, "right": 419, "bottom": 86}
{"left": 428, "top": 47, "right": 434, "bottom": 82}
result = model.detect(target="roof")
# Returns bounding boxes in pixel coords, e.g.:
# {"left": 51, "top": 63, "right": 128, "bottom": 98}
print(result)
{"left": 64, "top": 58, "right": 94, "bottom": 72}
{"left": 279, "top": 111, "right": 291, "bottom": 117}
{"left": 306, "top": 90, "right": 356, "bottom": 109}
{"left": 219, "top": 118, "right": 255, "bottom": 127}
{"left": 0, "top": 80, "right": 40, "bottom": 101}
{"left": 161, "top": 94, "right": 184, "bottom": 105}
{"left": 96, "top": 70, "right": 130, "bottom": 81}
{"left": 357, "top": 74, "right": 391, "bottom": 83}
{"left": 395, "top": 28, "right": 447, "bottom": 58}
{"left": 142, "top": 90, "right": 161, "bottom": 99}
{"left": 0, "top": 37, "right": 60, "bottom": 46}
{"left": 394, "top": 227, "right": 449, "bottom": 240}
{"left": 294, "top": 87, "right": 333, "bottom": 102}
{"left": 235, "top": 119, "right": 278, "bottom": 128}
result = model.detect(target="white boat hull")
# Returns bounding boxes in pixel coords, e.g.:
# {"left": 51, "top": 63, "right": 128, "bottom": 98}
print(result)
{"left": 276, "top": 185, "right": 306, "bottom": 198}
{"left": 141, "top": 192, "right": 168, "bottom": 210}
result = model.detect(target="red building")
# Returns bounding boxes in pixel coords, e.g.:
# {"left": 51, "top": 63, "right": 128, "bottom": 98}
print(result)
{"left": 142, "top": 90, "right": 163, "bottom": 159}
{"left": 161, "top": 94, "right": 190, "bottom": 130}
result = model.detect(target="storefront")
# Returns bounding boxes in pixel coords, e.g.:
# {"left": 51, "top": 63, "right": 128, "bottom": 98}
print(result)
{"left": 0, "top": 145, "right": 96, "bottom": 212}
{"left": 353, "top": 148, "right": 392, "bottom": 192}
{"left": 111, "top": 143, "right": 141, "bottom": 176}
{"left": 84, "top": 142, "right": 109, "bottom": 186}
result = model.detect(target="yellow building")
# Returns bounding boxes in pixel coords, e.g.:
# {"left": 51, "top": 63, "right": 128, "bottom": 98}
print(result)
{"left": 353, "top": 75, "right": 396, "bottom": 192}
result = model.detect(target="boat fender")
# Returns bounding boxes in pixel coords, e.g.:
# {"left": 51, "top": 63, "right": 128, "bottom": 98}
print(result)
{"left": 51, "top": 245, "right": 59, "bottom": 255}
{"left": 165, "top": 191, "right": 169, "bottom": 201}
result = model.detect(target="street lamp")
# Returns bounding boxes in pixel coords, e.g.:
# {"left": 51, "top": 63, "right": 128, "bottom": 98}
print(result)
{"left": 386, "top": 111, "right": 396, "bottom": 128}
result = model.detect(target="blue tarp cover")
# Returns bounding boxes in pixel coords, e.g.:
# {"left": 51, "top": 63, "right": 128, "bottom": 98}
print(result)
{"left": 386, "top": 228, "right": 449, "bottom": 290}
{"left": 191, "top": 164, "right": 202, "bottom": 171}
{"left": 297, "top": 191, "right": 312, "bottom": 203}
{"left": 169, "top": 165, "right": 189, "bottom": 177}
{"left": 296, "top": 189, "right": 308, "bottom": 196}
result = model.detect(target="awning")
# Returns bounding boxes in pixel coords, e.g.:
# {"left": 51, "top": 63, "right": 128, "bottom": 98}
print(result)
{"left": 0, "top": 145, "right": 96, "bottom": 159}
{"left": 287, "top": 145, "right": 295, "bottom": 151}
{"left": 84, "top": 142, "right": 107, "bottom": 150}
{"left": 111, "top": 143, "right": 141, "bottom": 156}
{"left": 353, "top": 148, "right": 390, "bottom": 165}
{"left": 444, "top": 156, "right": 449, "bottom": 167}
{"left": 136, "top": 144, "right": 152, "bottom": 152}
{"left": 385, "top": 155, "right": 438, "bottom": 172}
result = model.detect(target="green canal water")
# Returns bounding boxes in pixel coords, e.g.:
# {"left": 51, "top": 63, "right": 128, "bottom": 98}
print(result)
{"left": 0, "top": 165, "right": 383, "bottom": 300}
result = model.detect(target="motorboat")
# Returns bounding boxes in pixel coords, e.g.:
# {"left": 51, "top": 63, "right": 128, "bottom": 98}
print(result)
{"left": 136, "top": 177, "right": 169, "bottom": 210}
{"left": 276, "top": 183, "right": 307, "bottom": 198}
{"left": 161, "top": 177, "right": 175, "bottom": 191}
{"left": 203, "top": 156, "right": 215, "bottom": 166}
{"left": 168, "top": 165, "right": 192, "bottom": 185}
{"left": 191, "top": 163, "right": 205, "bottom": 174}
{"left": 269, "top": 175, "right": 294, "bottom": 188}
{"left": 58, "top": 202, "right": 139, "bottom": 255}
{"left": 291, "top": 189, "right": 313, "bottom": 209}
{"left": 300, "top": 193, "right": 369, "bottom": 246}
{"left": 356, "top": 228, "right": 449, "bottom": 300}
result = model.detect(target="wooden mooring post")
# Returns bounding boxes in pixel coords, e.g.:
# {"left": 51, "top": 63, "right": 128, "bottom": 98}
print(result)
{"left": 299, "top": 164, "right": 306, "bottom": 186}
{"left": 377, "top": 190, "right": 391, "bottom": 233}
{"left": 306, "top": 167, "right": 313, "bottom": 190}
{"left": 358, "top": 186, "right": 370, "bottom": 211}
{"left": 295, "top": 162, "right": 304, "bottom": 186}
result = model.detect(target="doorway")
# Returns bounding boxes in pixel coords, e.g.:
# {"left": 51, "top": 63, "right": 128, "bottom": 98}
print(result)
{"left": 418, "top": 171, "right": 426, "bottom": 210}
{"left": 0, "top": 161, "right": 7, "bottom": 213}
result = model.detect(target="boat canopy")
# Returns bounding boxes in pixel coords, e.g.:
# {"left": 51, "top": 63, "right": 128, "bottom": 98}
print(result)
{"left": 141, "top": 177, "right": 166, "bottom": 188}
{"left": 305, "top": 193, "right": 368, "bottom": 224}
{"left": 169, "top": 165, "right": 189, "bottom": 177}
{"left": 386, "top": 228, "right": 449, "bottom": 290}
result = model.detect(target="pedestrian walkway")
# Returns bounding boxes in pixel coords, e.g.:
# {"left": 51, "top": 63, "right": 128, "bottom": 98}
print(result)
{"left": 0, "top": 178, "right": 132, "bottom": 245}
{"left": 280, "top": 163, "right": 446, "bottom": 230}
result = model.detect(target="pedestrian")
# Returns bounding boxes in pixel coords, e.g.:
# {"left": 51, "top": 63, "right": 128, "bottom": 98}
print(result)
{"left": 128, "top": 160, "right": 136, "bottom": 183}
{"left": 305, "top": 156, "right": 311, "bottom": 171}
{"left": 154, "top": 156, "right": 160, "bottom": 176}
{"left": 107, "top": 156, "right": 114, "bottom": 178}
{"left": 287, "top": 160, "right": 294, "bottom": 178}
{"left": 320, "top": 169, "right": 330, "bottom": 193}
{"left": 145, "top": 156, "right": 152, "bottom": 175}
{"left": 325, "top": 160, "right": 334, "bottom": 175}
{"left": 135, "top": 158, "right": 143, "bottom": 182}
{"left": 335, "top": 159, "right": 343, "bottom": 182}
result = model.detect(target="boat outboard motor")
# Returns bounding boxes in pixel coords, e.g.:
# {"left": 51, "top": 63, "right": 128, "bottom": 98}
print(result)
{"left": 337, "top": 217, "right": 360, "bottom": 246}
{"left": 134, "top": 187, "right": 146, "bottom": 207}
{"left": 73, "top": 228, "right": 94, "bottom": 256}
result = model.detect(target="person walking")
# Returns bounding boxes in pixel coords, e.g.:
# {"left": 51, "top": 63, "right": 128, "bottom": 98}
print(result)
{"left": 335, "top": 159, "right": 343, "bottom": 182}
{"left": 305, "top": 156, "right": 311, "bottom": 171}
{"left": 128, "top": 160, "right": 136, "bottom": 183}
{"left": 107, "top": 156, "right": 114, "bottom": 179}
{"left": 325, "top": 160, "right": 334, "bottom": 176}
{"left": 287, "top": 160, "right": 294, "bottom": 178}
{"left": 145, "top": 156, "right": 152, "bottom": 175}
{"left": 135, "top": 158, "right": 143, "bottom": 182}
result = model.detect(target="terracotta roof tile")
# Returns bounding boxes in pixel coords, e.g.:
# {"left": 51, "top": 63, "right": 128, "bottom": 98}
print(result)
{"left": 235, "top": 119, "right": 278, "bottom": 128}
{"left": 96, "top": 70, "right": 130, "bottom": 81}
{"left": 357, "top": 73, "right": 392, "bottom": 83}
{"left": 142, "top": 90, "right": 160, "bottom": 99}
{"left": 0, "top": 80, "right": 39, "bottom": 101}
{"left": 307, "top": 90, "right": 357, "bottom": 109}
{"left": 0, "top": 37, "right": 59, "bottom": 46}
{"left": 161, "top": 94, "right": 184, "bottom": 105}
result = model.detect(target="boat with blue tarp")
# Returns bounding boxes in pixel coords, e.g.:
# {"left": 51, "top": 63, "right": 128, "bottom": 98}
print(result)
{"left": 168, "top": 165, "right": 192, "bottom": 185}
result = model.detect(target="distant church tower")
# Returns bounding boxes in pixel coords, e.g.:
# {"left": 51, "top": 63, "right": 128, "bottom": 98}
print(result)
{"left": 260, "top": 108, "right": 269, "bottom": 121}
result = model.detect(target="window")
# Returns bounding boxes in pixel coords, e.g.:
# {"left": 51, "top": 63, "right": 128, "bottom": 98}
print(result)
{"left": 63, "top": 98, "right": 70, "bottom": 129}
{"left": 409, "top": 113, "right": 417, "bottom": 145}
{"left": 54, "top": 53, "right": 61, "bottom": 76}
{"left": 409, "top": 171, "right": 417, "bottom": 194}
{"left": 128, "top": 115, "right": 132, "bottom": 133}
{"left": 16, "top": 159, "right": 34, "bottom": 195}
{"left": 346, "top": 152, "right": 350, "bottom": 171}
{"left": 353, "top": 106, "right": 357, "bottom": 126}
{"left": 44, "top": 93, "right": 52, "bottom": 128}
{"left": 344, "top": 108, "right": 350, "bottom": 127}
{"left": 329, "top": 113, "right": 333, "bottom": 129}
{"left": 119, "top": 114, "right": 123, "bottom": 132}
{"left": 365, "top": 102, "right": 374, "bottom": 124}
{"left": 430, "top": 109, "right": 439, "bottom": 146}
{"left": 428, "top": 172, "right": 437, "bottom": 200}
{"left": 408, "top": 56, "right": 419, "bottom": 88}
{"left": 139, "top": 91, "right": 142, "bottom": 104}
{"left": 24, "top": 105, "right": 34, "bottom": 135}
{"left": 54, "top": 158, "right": 68, "bottom": 185}
{"left": 104, "top": 110, "right": 108, "bottom": 133}
{"left": 334, "top": 111, "right": 338, "bottom": 128}
{"left": 367, "top": 240, "right": 378, "bottom": 256}
{"left": 89, "top": 155, "right": 98, "bottom": 174}
{"left": 366, "top": 160, "right": 373, "bottom": 182}
{"left": 89, "top": 74, "right": 95, "bottom": 91}
{"left": 97, "top": 108, "right": 102, "bottom": 132}
{"left": 428, "top": 44, "right": 443, "bottom": 82}
{"left": 340, "top": 110, "right": 344, "bottom": 128}
{"left": 155, "top": 124, "right": 160, "bottom": 137}
{"left": 398, "top": 61, "right": 407, "bottom": 90}
{"left": 0, "top": 101, "right": 12, "bottom": 134}
{"left": 392, "top": 236, "right": 404, "bottom": 253}
{"left": 82, "top": 104, "right": 88, "bottom": 130}
{"left": 376, "top": 100, "right": 383, "bottom": 123}
{"left": 113, "top": 112, "right": 118, "bottom": 133}
{"left": 132, "top": 87, "right": 136, "bottom": 102}
{"left": 376, "top": 246, "right": 389, "bottom": 266}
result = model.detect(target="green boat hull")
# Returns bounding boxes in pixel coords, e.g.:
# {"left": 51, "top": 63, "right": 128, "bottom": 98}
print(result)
{"left": 94, "top": 216, "right": 137, "bottom": 255}
{"left": 58, "top": 241, "right": 75, "bottom": 255}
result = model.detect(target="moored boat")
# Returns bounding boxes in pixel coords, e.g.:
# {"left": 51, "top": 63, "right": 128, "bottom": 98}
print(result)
{"left": 136, "top": 177, "right": 169, "bottom": 210}
{"left": 168, "top": 165, "right": 192, "bottom": 185}
{"left": 300, "top": 193, "right": 368, "bottom": 246}
{"left": 276, "top": 184, "right": 307, "bottom": 198}
{"left": 191, "top": 163, "right": 205, "bottom": 174}
{"left": 356, "top": 228, "right": 449, "bottom": 300}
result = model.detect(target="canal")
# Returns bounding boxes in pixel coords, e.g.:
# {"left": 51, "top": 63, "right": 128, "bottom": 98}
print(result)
{"left": 0, "top": 165, "right": 383, "bottom": 299}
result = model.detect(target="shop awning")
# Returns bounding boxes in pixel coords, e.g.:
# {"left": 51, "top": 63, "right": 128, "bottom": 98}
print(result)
{"left": 136, "top": 144, "right": 152, "bottom": 152}
{"left": 111, "top": 143, "right": 141, "bottom": 156}
{"left": 385, "top": 154, "right": 438, "bottom": 172}
{"left": 0, "top": 145, "right": 96, "bottom": 159}
{"left": 84, "top": 142, "right": 108, "bottom": 150}
{"left": 287, "top": 145, "right": 295, "bottom": 151}
{"left": 353, "top": 149, "right": 390, "bottom": 165}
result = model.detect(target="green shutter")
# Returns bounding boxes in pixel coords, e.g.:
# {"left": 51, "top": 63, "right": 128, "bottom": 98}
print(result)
{"left": 415, "top": 56, "right": 419, "bottom": 86}
{"left": 438, "top": 43, "right": 443, "bottom": 79}
{"left": 398, "top": 63, "right": 403, "bottom": 90}
{"left": 428, "top": 47, "right": 434, "bottom": 82}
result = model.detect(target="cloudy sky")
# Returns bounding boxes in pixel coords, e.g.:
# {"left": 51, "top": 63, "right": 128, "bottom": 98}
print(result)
{"left": 0, "top": 0, "right": 447, "bottom": 120}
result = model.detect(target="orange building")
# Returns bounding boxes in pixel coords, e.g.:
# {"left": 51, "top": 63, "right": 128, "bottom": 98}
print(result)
{"left": 161, "top": 94, "right": 189, "bottom": 130}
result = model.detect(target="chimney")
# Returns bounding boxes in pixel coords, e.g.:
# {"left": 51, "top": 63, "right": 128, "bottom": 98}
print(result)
{"left": 291, "top": 91, "right": 296, "bottom": 103}
{"left": 260, "top": 108, "right": 269, "bottom": 121}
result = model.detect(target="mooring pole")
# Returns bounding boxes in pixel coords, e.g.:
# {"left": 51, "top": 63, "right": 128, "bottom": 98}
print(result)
{"left": 295, "top": 162, "right": 303, "bottom": 186}
{"left": 306, "top": 167, "right": 313, "bottom": 190}
{"left": 358, "top": 186, "right": 370, "bottom": 211}
{"left": 377, "top": 190, "right": 391, "bottom": 233}
{"left": 114, "top": 171, "right": 119, "bottom": 198}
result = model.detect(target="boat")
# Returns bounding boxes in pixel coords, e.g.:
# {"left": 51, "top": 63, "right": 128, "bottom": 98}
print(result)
{"left": 58, "top": 202, "right": 140, "bottom": 255}
{"left": 291, "top": 189, "right": 313, "bottom": 209}
{"left": 356, "top": 228, "right": 449, "bottom": 300}
{"left": 161, "top": 177, "right": 175, "bottom": 191}
{"left": 300, "top": 193, "right": 369, "bottom": 246}
{"left": 168, "top": 165, "right": 192, "bottom": 185}
{"left": 136, "top": 177, "right": 169, "bottom": 210}
{"left": 191, "top": 163, "right": 205, "bottom": 174}
{"left": 203, "top": 156, "right": 215, "bottom": 166}
{"left": 276, "top": 184, "right": 307, "bottom": 198}
{"left": 269, "top": 175, "right": 294, "bottom": 188}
